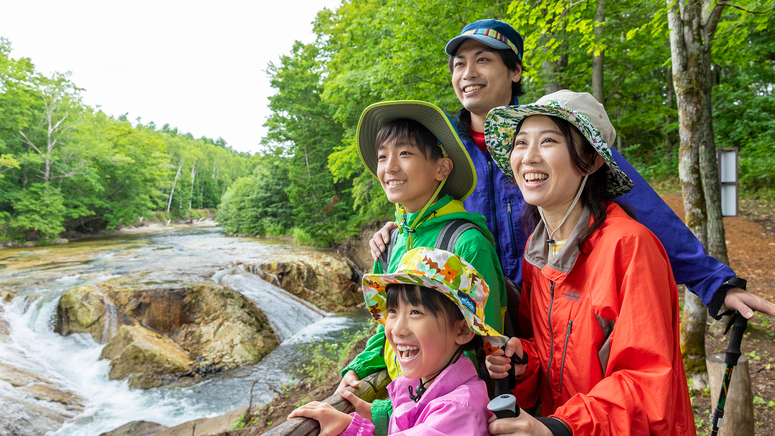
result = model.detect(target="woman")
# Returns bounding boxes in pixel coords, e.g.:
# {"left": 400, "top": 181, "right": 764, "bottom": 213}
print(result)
{"left": 482, "top": 90, "right": 695, "bottom": 436}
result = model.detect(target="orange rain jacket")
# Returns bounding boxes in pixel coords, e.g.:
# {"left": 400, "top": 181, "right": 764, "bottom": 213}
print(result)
{"left": 513, "top": 203, "right": 696, "bottom": 436}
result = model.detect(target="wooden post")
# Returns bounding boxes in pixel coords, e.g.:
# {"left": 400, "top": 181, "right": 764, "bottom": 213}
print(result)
{"left": 706, "top": 354, "right": 754, "bottom": 436}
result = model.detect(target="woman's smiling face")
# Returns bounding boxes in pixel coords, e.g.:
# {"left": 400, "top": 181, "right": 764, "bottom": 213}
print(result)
{"left": 509, "top": 115, "right": 586, "bottom": 214}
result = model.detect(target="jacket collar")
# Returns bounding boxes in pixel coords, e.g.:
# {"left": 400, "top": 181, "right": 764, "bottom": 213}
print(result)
{"left": 388, "top": 356, "right": 479, "bottom": 416}
{"left": 524, "top": 206, "right": 591, "bottom": 283}
{"left": 453, "top": 109, "right": 474, "bottom": 142}
{"left": 395, "top": 195, "right": 464, "bottom": 228}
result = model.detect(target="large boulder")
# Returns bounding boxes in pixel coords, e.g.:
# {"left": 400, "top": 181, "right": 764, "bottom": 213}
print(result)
{"left": 244, "top": 251, "right": 362, "bottom": 312}
{"left": 101, "top": 324, "right": 193, "bottom": 389}
{"left": 55, "top": 282, "right": 280, "bottom": 388}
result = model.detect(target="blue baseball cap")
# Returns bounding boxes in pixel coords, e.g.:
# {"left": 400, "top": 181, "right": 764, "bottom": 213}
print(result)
{"left": 445, "top": 19, "right": 524, "bottom": 60}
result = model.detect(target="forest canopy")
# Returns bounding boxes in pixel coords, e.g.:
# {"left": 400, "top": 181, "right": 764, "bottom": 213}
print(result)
{"left": 0, "top": 37, "right": 256, "bottom": 242}
{"left": 221, "top": 0, "right": 774, "bottom": 246}
{"left": 3, "top": 0, "right": 774, "bottom": 247}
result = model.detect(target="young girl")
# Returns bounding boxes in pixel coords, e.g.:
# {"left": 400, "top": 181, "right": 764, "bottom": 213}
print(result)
{"left": 289, "top": 247, "right": 506, "bottom": 435}
{"left": 482, "top": 91, "right": 696, "bottom": 436}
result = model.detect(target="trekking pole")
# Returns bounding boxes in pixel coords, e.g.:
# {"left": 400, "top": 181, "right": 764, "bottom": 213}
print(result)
{"left": 487, "top": 345, "right": 528, "bottom": 419}
{"left": 709, "top": 311, "right": 748, "bottom": 436}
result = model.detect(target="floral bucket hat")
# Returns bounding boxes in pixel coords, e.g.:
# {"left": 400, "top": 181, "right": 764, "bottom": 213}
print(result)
{"left": 484, "top": 90, "right": 633, "bottom": 198}
{"left": 362, "top": 247, "right": 507, "bottom": 354}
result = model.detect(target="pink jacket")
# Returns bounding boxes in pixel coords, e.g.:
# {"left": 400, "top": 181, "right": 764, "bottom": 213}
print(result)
{"left": 340, "top": 356, "right": 491, "bottom": 435}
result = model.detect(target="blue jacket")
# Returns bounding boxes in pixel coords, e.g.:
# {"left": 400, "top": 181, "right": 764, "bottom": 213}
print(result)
{"left": 454, "top": 108, "right": 736, "bottom": 317}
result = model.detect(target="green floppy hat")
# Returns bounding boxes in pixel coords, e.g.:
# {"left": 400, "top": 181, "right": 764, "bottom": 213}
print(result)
{"left": 356, "top": 100, "right": 477, "bottom": 202}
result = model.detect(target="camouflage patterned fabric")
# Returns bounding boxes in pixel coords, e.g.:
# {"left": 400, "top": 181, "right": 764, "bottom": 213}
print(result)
{"left": 484, "top": 90, "right": 634, "bottom": 199}
{"left": 362, "top": 247, "right": 507, "bottom": 353}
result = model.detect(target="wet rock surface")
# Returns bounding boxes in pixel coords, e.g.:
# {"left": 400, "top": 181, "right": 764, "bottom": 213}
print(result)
{"left": 55, "top": 281, "right": 280, "bottom": 388}
{"left": 242, "top": 251, "right": 362, "bottom": 313}
{"left": 99, "top": 420, "right": 169, "bottom": 436}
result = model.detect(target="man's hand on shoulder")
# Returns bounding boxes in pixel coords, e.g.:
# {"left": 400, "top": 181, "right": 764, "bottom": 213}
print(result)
{"left": 369, "top": 221, "right": 397, "bottom": 262}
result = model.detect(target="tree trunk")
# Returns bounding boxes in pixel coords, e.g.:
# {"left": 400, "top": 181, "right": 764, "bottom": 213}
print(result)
{"left": 592, "top": 0, "right": 606, "bottom": 104}
{"left": 188, "top": 165, "right": 197, "bottom": 210}
{"left": 707, "top": 354, "right": 755, "bottom": 436}
{"left": 667, "top": 0, "right": 727, "bottom": 375}
{"left": 303, "top": 145, "right": 318, "bottom": 203}
{"left": 166, "top": 161, "right": 183, "bottom": 214}
{"left": 540, "top": 10, "right": 566, "bottom": 95}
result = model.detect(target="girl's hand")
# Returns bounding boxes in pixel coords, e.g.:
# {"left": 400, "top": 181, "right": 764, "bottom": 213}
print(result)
{"left": 288, "top": 401, "right": 353, "bottom": 436}
{"left": 340, "top": 388, "right": 372, "bottom": 422}
{"left": 486, "top": 337, "right": 527, "bottom": 379}
{"left": 487, "top": 411, "right": 555, "bottom": 436}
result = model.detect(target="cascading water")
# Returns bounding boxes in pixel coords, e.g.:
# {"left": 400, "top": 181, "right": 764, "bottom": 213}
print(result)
{"left": 0, "top": 227, "right": 369, "bottom": 435}
{"left": 217, "top": 265, "right": 326, "bottom": 341}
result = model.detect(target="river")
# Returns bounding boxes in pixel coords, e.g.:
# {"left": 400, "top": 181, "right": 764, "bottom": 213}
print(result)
{"left": 0, "top": 226, "right": 370, "bottom": 435}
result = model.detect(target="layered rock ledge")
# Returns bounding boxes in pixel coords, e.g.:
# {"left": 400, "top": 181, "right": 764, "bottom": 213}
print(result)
{"left": 239, "top": 251, "right": 362, "bottom": 313}
{"left": 55, "top": 282, "right": 280, "bottom": 389}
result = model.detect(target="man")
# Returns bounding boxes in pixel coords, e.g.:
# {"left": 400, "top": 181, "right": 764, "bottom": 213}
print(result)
{"left": 369, "top": 18, "right": 775, "bottom": 324}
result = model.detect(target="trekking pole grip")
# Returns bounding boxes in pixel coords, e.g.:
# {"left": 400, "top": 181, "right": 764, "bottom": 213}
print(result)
{"left": 487, "top": 344, "right": 527, "bottom": 419}
{"left": 725, "top": 311, "right": 748, "bottom": 366}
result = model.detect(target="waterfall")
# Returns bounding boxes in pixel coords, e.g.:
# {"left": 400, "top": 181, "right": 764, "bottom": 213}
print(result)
{"left": 217, "top": 266, "right": 326, "bottom": 341}
{"left": 0, "top": 227, "right": 366, "bottom": 435}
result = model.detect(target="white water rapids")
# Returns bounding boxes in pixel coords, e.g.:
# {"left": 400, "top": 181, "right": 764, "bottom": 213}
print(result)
{"left": 0, "top": 227, "right": 369, "bottom": 436}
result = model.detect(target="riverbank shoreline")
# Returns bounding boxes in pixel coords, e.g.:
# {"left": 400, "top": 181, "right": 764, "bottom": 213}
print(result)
{"left": 0, "top": 219, "right": 219, "bottom": 249}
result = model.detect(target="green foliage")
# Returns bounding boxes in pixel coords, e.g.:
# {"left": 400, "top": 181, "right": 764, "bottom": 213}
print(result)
{"left": 4, "top": 2, "right": 775, "bottom": 245}
{"left": 263, "top": 41, "right": 362, "bottom": 246}
{"left": 8, "top": 183, "right": 66, "bottom": 240}
{"left": 0, "top": 38, "right": 254, "bottom": 241}
{"left": 297, "top": 325, "right": 374, "bottom": 385}
{"left": 229, "top": 414, "right": 260, "bottom": 431}
{"left": 216, "top": 156, "right": 293, "bottom": 236}
{"left": 712, "top": 15, "right": 775, "bottom": 198}
{"left": 291, "top": 227, "right": 316, "bottom": 247}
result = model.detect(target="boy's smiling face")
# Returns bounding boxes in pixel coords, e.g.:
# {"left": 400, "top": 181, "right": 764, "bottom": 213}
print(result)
{"left": 377, "top": 138, "right": 452, "bottom": 213}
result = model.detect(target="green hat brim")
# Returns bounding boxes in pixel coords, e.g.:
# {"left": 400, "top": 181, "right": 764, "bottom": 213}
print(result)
{"left": 357, "top": 100, "right": 476, "bottom": 202}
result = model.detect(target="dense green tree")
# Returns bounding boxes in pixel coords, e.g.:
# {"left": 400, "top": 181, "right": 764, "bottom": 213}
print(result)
{"left": 0, "top": 38, "right": 254, "bottom": 241}
{"left": 217, "top": 155, "right": 293, "bottom": 236}
{"left": 263, "top": 41, "right": 355, "bottom": 245}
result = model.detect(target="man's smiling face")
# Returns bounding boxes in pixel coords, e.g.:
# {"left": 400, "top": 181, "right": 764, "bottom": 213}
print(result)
{"left": 451, "top": 39, "right": 521, "bottom": 119}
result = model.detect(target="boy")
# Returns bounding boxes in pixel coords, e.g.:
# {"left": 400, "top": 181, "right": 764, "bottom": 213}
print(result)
{"left": 341, "top": 100, "right": 508, "bottom": 432}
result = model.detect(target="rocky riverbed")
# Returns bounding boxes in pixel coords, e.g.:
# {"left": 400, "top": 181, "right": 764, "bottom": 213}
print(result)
{"left": 0, "top": 227, "right": 368, "bottom": 435}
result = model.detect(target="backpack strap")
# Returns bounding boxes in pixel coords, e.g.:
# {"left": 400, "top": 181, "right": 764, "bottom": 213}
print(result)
{"left": 435, "top": 219, "right": 481, "bottom": 252}
{"left": 378, "top": 227, "right": 401, "bottom": 273}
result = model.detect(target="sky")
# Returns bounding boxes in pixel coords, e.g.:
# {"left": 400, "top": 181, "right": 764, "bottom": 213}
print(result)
{"left": 0, "top": 0, "right": 342, "bottom": 153}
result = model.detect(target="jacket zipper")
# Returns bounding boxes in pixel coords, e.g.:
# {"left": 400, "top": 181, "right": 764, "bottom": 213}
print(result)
{"left": 546, "top": 281, "right": 555, "bottom": 392}
{"left": 487, "top": 160, "right": 501, "bottom": 254}
{"left": 558, "top": 319, "right": 573, "bottom": 394}
{"left": 507, "top": 202, "right": 518, "bottom": 258}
